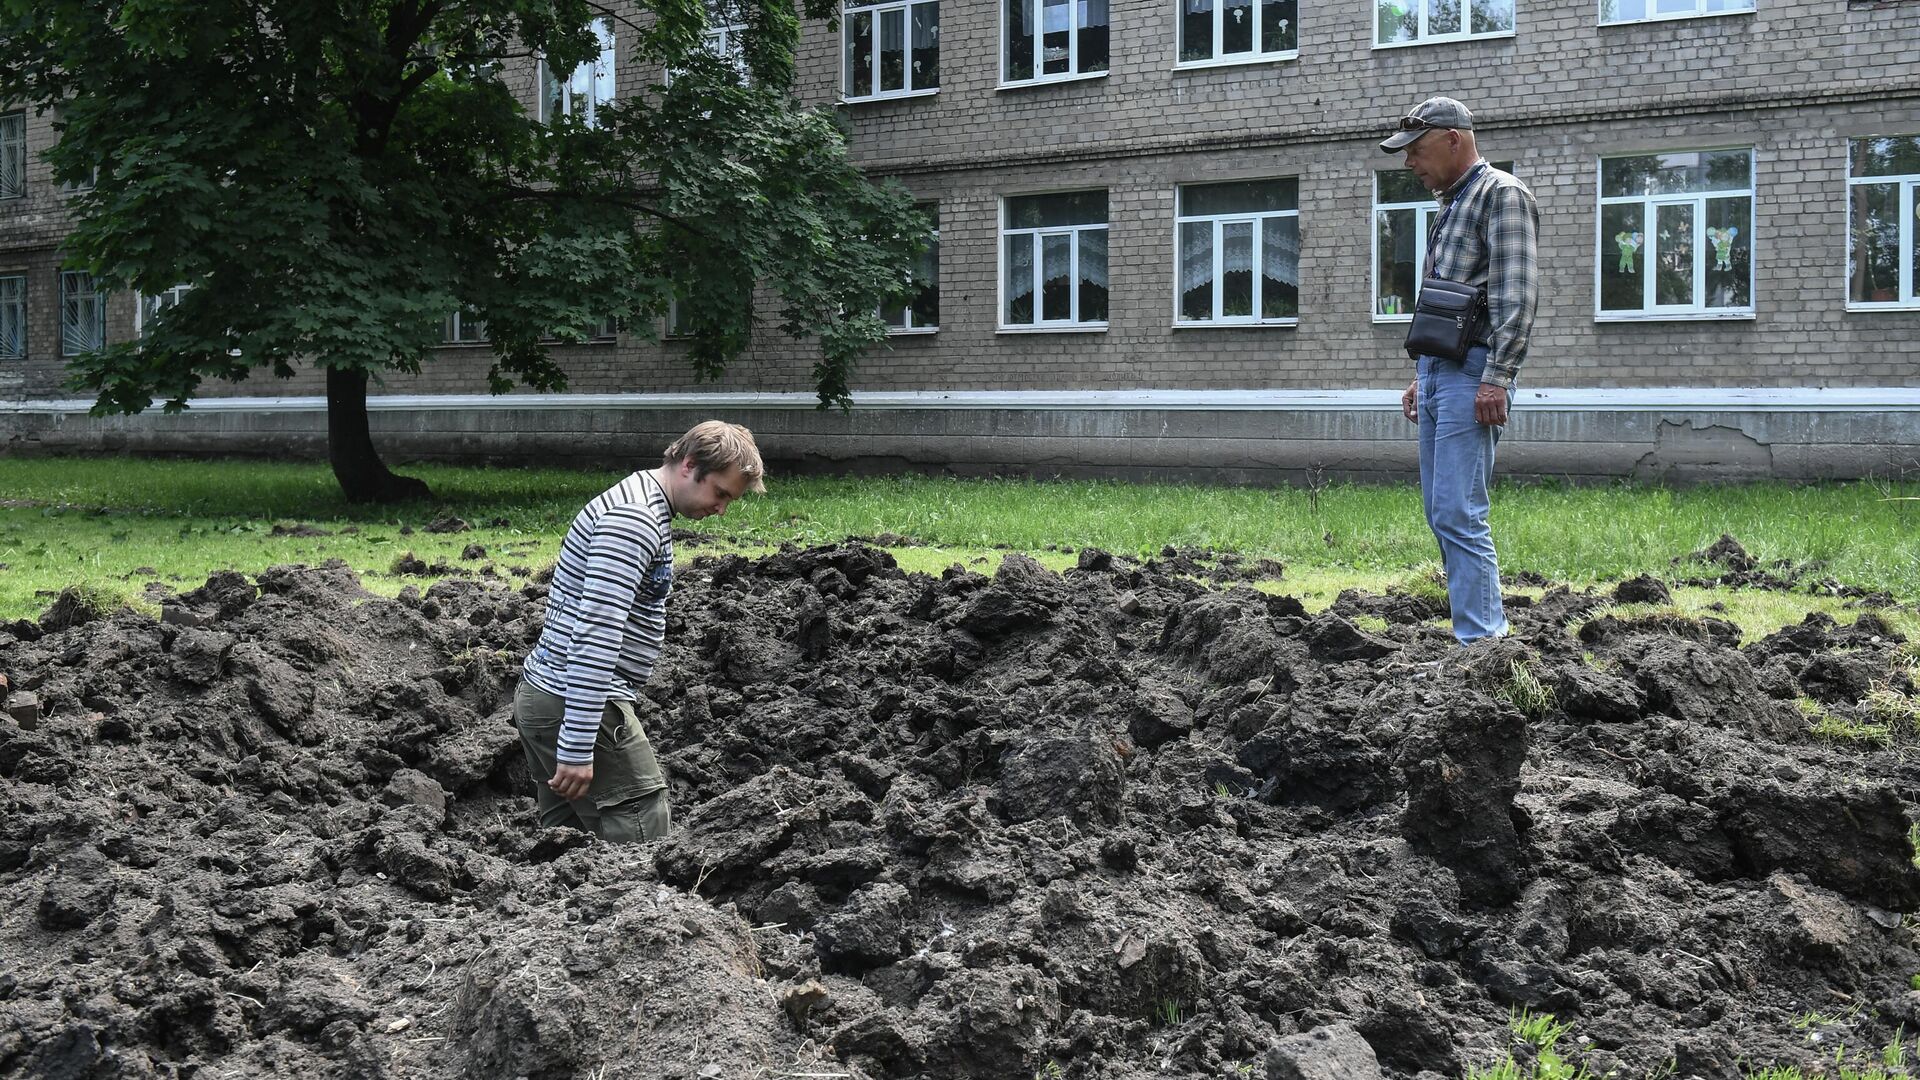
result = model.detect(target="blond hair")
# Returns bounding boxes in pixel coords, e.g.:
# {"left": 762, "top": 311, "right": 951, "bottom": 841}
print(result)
{"left": 662, "top": 420, "right": 767, "bottom": 493}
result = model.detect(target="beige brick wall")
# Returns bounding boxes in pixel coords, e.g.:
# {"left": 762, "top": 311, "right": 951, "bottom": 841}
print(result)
{"left": 4, "top": 0, "right": 1917, "bottom": 403}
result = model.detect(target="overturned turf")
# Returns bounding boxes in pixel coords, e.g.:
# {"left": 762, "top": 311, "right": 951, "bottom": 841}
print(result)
{"left": 2, "top": 546, "right": 1919, "bottom": 1080}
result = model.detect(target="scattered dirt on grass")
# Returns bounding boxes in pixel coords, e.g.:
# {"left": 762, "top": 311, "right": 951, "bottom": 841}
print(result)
{"left": 3, "top": 545, "right": 1920, "bottom": 1079}
{"left": 1672, "top": 533, "right": 1896, "bottom": 602}
{"left": 995, "top": 543, "right": 1286, "bottom": 587}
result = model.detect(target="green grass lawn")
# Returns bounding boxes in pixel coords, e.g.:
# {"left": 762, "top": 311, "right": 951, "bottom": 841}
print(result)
{"left": 3, "top": 456, "right": 1916, "bottom": 640}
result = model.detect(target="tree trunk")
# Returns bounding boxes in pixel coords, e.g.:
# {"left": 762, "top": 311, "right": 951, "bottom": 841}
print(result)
{"left": 326, "top": 366, "right": 430, "bottom": 504}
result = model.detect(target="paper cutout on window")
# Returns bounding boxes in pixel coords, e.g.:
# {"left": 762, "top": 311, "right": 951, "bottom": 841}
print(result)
{"left": 1380, "top": 0, "right": 1413, "bottom": 40}
{"left": 1614, "top": 231, "right": 1643, "bottom": 273}
{"left": 1707, "top": 226, "right": 1738, "bottom": 271}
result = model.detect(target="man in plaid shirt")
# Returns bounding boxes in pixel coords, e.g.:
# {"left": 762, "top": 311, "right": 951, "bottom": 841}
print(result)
{"left": 1381, "top": 96, "right": 1538, "bottom": 643}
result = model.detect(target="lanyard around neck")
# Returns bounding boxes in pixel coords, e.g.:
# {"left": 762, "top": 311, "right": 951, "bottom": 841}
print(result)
{"left": 1425, "top": 162, "right": 1487, "bottom": 276}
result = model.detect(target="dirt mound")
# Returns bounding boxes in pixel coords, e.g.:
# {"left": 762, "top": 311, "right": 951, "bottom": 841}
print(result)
{"left": 4, "top": 547, "right": 1920, "bottom": 1079}
{"left": 1672, "top": 533, "right": 1892, "bottom": 601}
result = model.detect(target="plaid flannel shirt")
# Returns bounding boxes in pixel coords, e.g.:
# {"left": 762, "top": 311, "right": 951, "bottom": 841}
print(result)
{"left": 1425, "top": 159, "right": 1539, "bottom": 389}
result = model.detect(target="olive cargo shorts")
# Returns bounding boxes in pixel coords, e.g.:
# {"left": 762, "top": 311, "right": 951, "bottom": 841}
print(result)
{"left": 512, "top": 680, "right": 671, "bottom": 842}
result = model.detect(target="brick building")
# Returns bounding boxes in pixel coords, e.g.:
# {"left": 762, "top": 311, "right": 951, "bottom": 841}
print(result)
{"left": 4, "top": 0, "right": 1919, "bottom": 481}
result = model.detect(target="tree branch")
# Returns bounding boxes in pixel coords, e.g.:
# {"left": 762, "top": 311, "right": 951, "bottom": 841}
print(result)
{"left": 398, "top": 63, "right": 440, "bottom": 96}
{"left": 579, "top": 0, "right": 655, "bottom": 42}
{"left": 499, "top": 184, "right": 714, "bottom": 240}
{"left": 409, "top": 49, "right": 539, "bottom": 64}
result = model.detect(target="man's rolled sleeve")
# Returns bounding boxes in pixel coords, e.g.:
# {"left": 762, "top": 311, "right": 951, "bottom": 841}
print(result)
{"left": 1482, "top": 184, "right": 1539, "bottom": 390}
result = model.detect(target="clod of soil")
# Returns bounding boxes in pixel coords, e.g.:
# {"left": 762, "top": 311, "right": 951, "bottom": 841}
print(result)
{"left": 2, "top": 546, "right": 1918, "bottom": 1080}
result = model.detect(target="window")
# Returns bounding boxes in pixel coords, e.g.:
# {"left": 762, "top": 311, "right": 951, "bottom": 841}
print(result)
{"left": 442, "top": 309, "right": 488, "bottom": 344}
{"left": 61, "top": 270, "right": 105, "bottom": 356}
{"left": 1175, "top": 179, "right": 1299, "bottom": 324}
{"left": 137, "top": 283, "right": 192, "bottom": 335}
{"left": 539, "top": 18, "right": 616, "bottom": 126}
{"left": 1372, "top": 163, "right": 1515, "bottom": 319}
{"left": 138, "top": 283, "right": 243, "bottom": 355}
{"left": 52, "top": 103, "right": 97, "bottom": 193}
{"left": 1178, "top": 0, "right": 1297, "bottom": 65}
{"left": 885, "top": 206, "right": 939, "bottom": 332}
{"left": 668, "top": 2, "right": 748, "bottom": 83}
{"left": 1001, "top": 190, "right": 1107, "bottom": 329}
{"left": 666, "top": 300, "right": 694, "bottom": 337}
{"left": 1376, "top": 0, "right": 1513, "bottom": 46}
{"left": 846, "top": 1, "right": 938, "bottom": 99}
{"left": 1597, "top": 149, "right": 1753, "bottom": 318}
{"left": 0, "top": 113, "right": 23, "bottom": 200}
{"left": 1373, "top": 170, "right": 1434, "bottom": 320}
{"left": 536, "top": 315, "right": 617, "bottom": 342}
{"left": 0, "top": 275, "right": 23, "bottom": 359}
{"left": 1600, "top": 0, "right": 1751, "bottom": 24}
{"left": 1847, "top": 135, "right": 1920, "bottom": 310}
{"left": 1004, "top": 0, "right": 1109, "bottom": 84}
{"left": 704, "top": 1, "right": 749, "bottom": 70}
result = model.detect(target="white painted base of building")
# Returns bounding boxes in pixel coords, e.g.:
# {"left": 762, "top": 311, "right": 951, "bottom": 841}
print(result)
{"left": 5, "top": 388, "right": 1918, "bottom": 484}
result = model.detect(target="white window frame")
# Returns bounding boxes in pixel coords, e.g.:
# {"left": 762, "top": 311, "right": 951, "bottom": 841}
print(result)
{"left": 885, "top": 205, "right": 939, "bottom": 334}
{"left": 665, "top": 299, "right": 694, "bottom": 339}
{"left": 1174, "top": 0, "right": 1299, "bottom": 69}
{"left": 136, "top": 283, "right": 192, "bottom": 335}
{"left": 1173, "top": 179, "right": 1300, "bottom": 327}
{"left": 1000, "top": 0, "right": 1111, "bottom": 88}
{"left": 1374, "top": 0, "right": 1515, "bottom": 48}
{"left": 1598, "top": 0, "right": 1752, "bottom": 25}
{"left": 0, "top": 274, "right": 24, "bottom": 360}
{"left": 1845, "top": 136, "right": 1920, "bottom": 312}
{"left": 0, "top": 113, "right": 24, "bottom": 201}
{"left": 666, "top": 4, "right": 748, "bottom": 84}
{"left": 1371, "top": 163, "right": 1514, "bottom": 322}
{"left": 134, "top": 282, "right": 244, "bottom": 355}
{"left": 1595, "top": 148, "right": 1756, "bottom": 321}
{"left": 844, "top": 0, "right": 940, "bottom": 102}
{"left": 1371, "top": 178, "right": 1436, "bottom": 324}
{"left": 442, "top": 309, "right": 488, "bottom": 345}
{"left": 536, "top": 315, "right": 617, "bottom": 343}
{"left": 538, "top": 18, "right": 616, "bottom": 126}
{"left": 998, "top": 190, "right": 1109, "bottom": 332}
{"left": 60, "top": 270, "right": 106, "bottom": 357}
{"left": 705, "top": 14, "right": 747, "bottom": 59}
{"left": 703, "top": 0, "right": 749, "bottom": 74}
{"left": 53, "top": 103, "right": 98, "bottom": 195}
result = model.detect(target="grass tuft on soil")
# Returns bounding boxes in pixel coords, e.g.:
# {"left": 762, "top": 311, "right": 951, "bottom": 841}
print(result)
{"left": 1468, "top": 1010, "right": 1594, "bottom": 1080}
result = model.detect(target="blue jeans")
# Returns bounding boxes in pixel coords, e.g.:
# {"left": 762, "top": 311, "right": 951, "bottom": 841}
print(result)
{"left": 1417, "top": 347, "right": 1510, "bottom": 643}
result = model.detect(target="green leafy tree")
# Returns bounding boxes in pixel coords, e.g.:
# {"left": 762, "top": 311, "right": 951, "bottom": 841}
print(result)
{"left": 2, "top": 0, "right": 928, "bottom": 501}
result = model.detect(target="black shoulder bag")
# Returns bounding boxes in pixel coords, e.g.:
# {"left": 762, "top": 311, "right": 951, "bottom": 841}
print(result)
{"left": 1403, "top": 277, "right": 1487, "bottom": 362}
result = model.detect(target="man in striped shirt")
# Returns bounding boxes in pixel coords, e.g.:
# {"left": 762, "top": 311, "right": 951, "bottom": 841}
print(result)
{"left": 1381, "top": 96, "right": 1539, "bottom": 644}
{"left": 514, "top": 420, "right": 766, "bottom": 841}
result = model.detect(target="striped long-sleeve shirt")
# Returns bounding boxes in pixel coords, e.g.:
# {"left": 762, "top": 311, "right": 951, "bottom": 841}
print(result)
{"left": 521, "top": 470, "right": 674, "bottom": 766}
{"left": 1425, "top": 159, "right": 1540, "bottom": 389}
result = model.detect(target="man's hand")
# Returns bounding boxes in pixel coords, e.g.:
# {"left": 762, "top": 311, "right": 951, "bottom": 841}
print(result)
{"left": 1401, "top": 378, "right": 1419, "bottom": 423}
{"left": 549, "top": 762, "right": 594, "bottom": 802}
{"left": 1475, "top": 383, "right": 1509, "bottom": 427}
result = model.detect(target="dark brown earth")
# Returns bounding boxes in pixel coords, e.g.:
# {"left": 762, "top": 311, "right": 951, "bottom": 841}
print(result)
{"left": 3, "top": 544, "right": 1919, "bottom": 1080}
